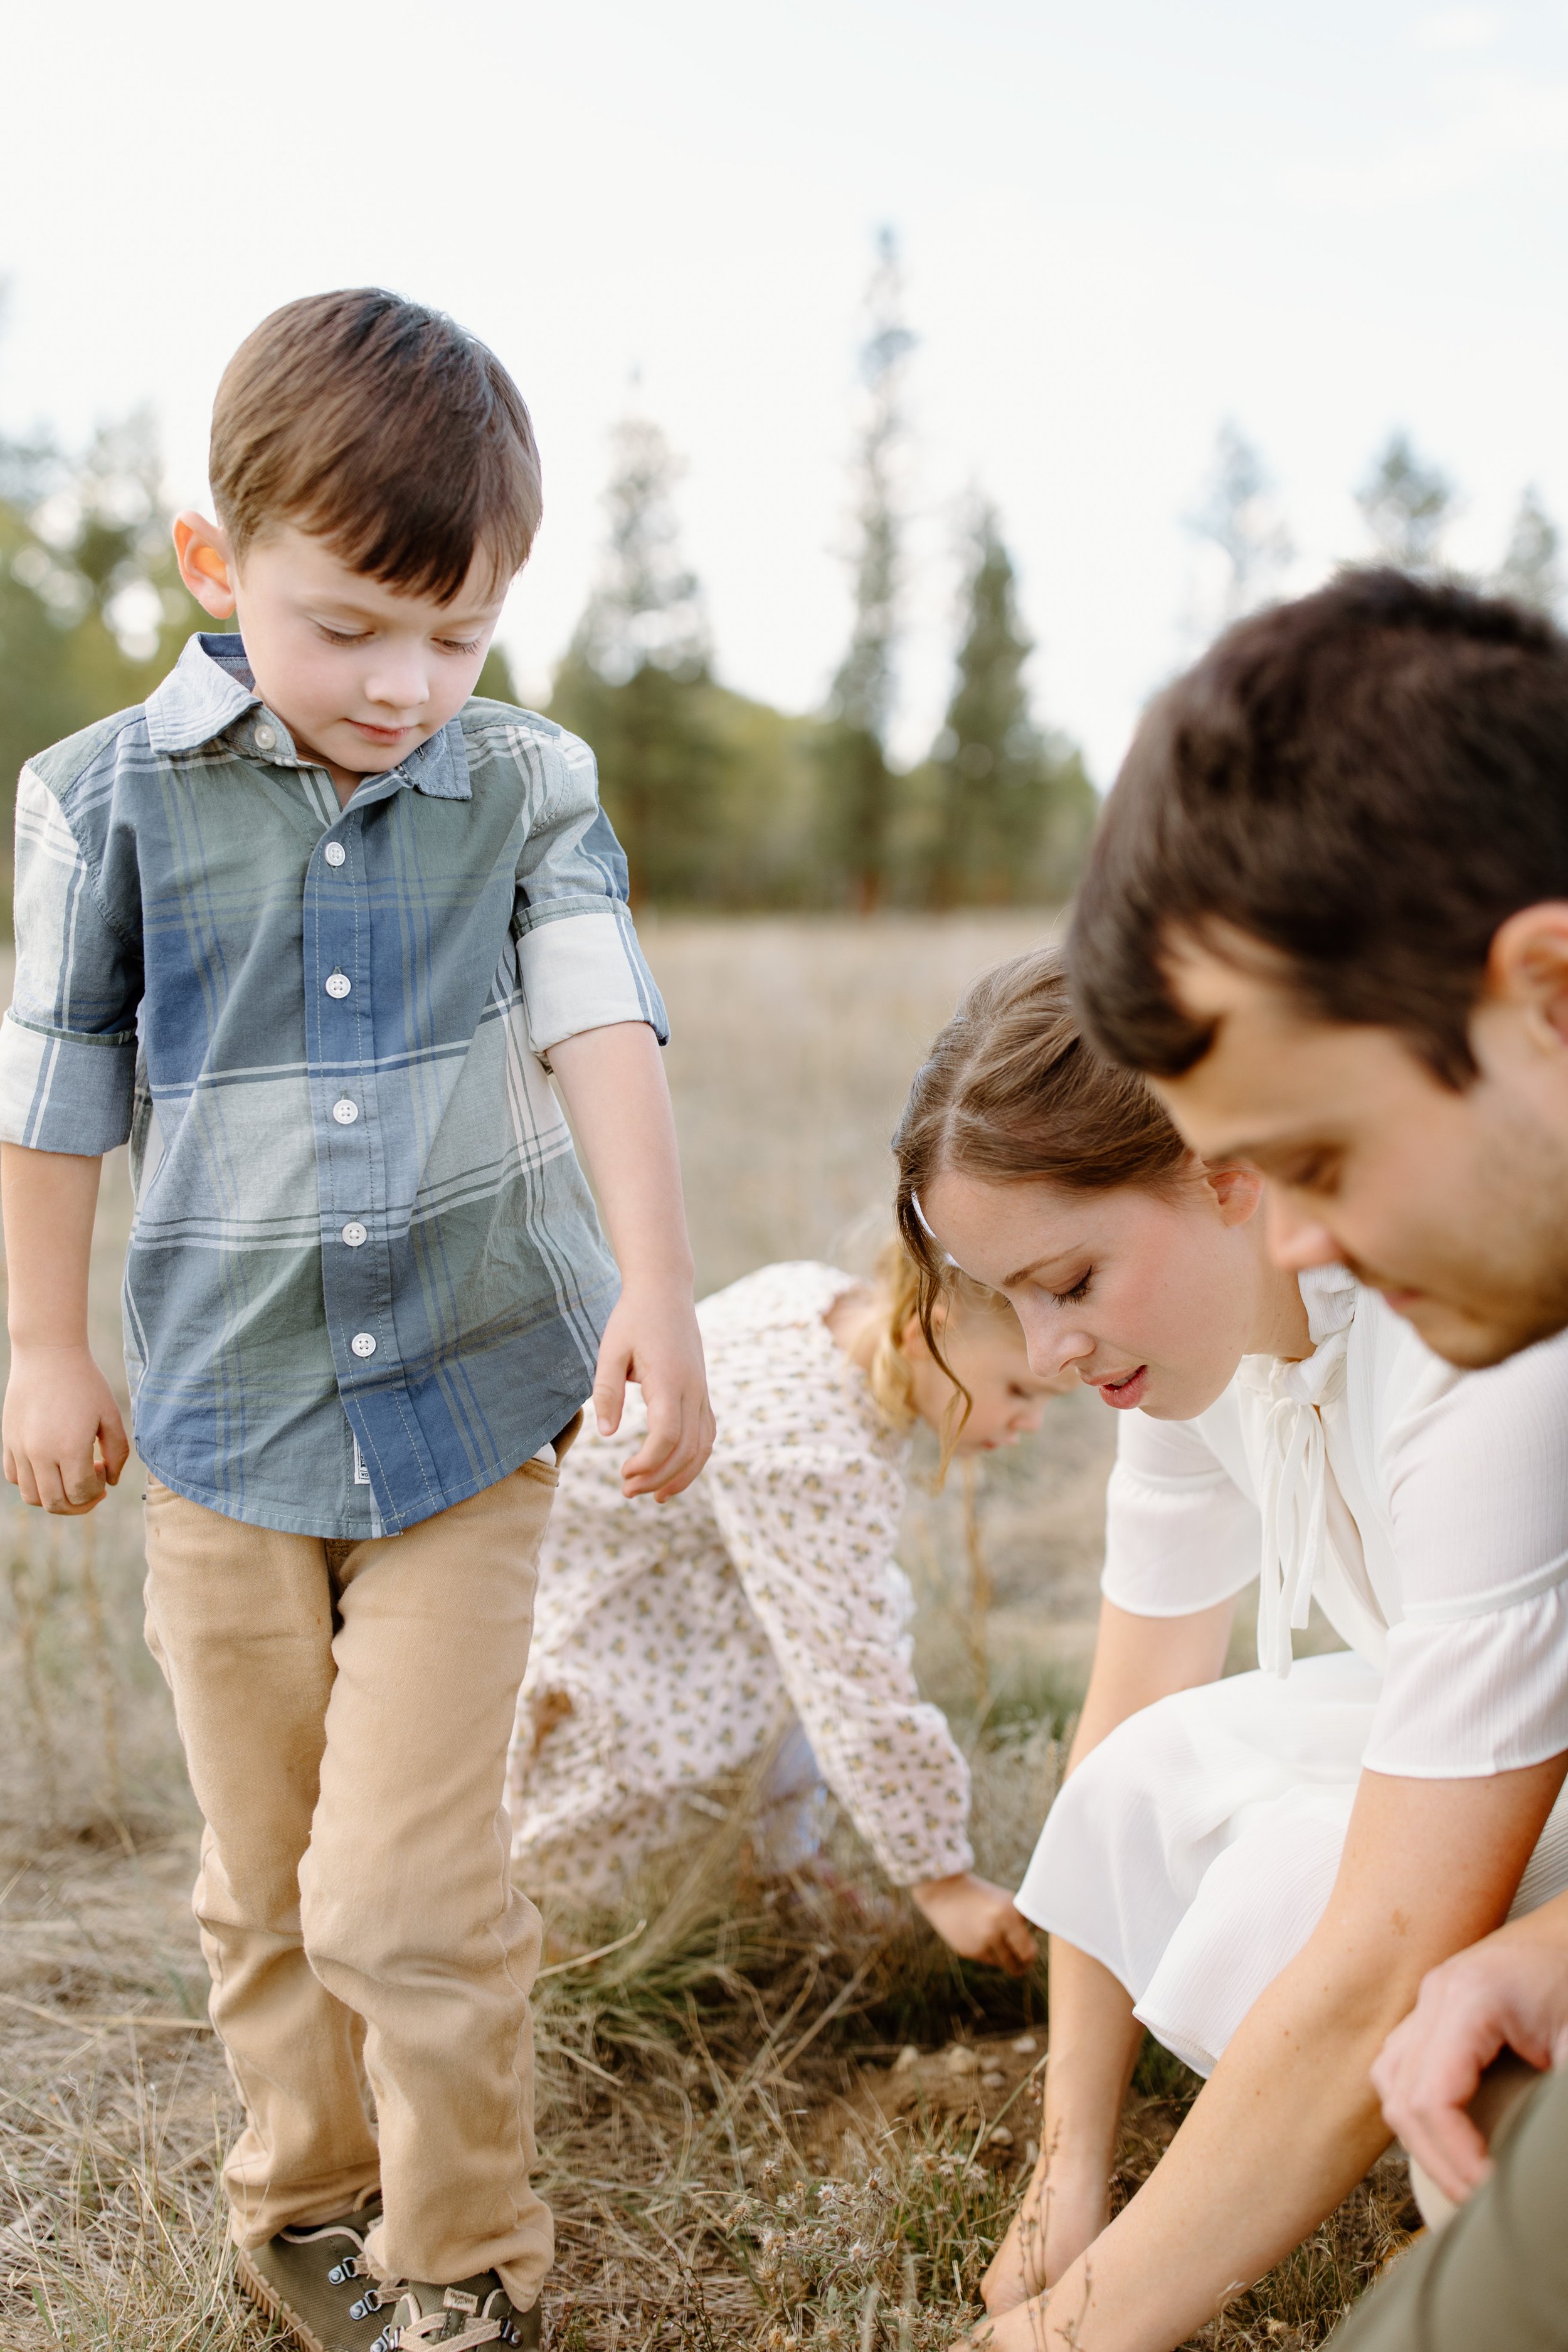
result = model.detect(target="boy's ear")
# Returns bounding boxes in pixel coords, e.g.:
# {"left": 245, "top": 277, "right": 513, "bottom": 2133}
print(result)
{"left": 173, "top": 512, "right": 238, "bottom": 619}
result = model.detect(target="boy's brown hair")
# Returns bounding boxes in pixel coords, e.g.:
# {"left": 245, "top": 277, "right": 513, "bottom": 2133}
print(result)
{"left": 210, "top": 288, "right": 542, "bottom": 603}
{"left": 1070, "top": 568, "right": 1568, "bottom": 1088}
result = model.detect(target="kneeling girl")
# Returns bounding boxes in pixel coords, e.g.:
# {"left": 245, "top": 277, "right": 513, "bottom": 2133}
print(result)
{"left": 509, "top": 1246, "right": 1069, "bottom": 1971}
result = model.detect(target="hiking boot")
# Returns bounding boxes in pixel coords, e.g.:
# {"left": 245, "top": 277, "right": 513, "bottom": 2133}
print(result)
{"left": 233, "top": 2196, "right": 388, "bottom": 2352}
{"left": 366, "top": 2273, "right": 542, "bottom": 2349}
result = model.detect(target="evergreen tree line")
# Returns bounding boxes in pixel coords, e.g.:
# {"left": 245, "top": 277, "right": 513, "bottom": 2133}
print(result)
{"left": 1, "top": 261, "right": 1561, "bottom": 911}
{"left": 546, "top": 428, "right": 1097, "bottom": 912}
{"left": 1187, "top": 418, "right": 1562, "bottom": 627}
{"left": 548, "top": 233, "right": 1096, "bottom": 911}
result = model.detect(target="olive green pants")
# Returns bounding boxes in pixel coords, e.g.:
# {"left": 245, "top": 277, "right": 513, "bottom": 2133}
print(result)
{"left": 142, "top": 1451, "right": 567, "bottom": 2308}
{"left": 1331, "top": 2065, "right": 1568, "bottom": 2349}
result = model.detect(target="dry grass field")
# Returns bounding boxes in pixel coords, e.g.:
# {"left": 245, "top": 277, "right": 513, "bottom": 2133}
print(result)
{"left": 0, "top": 917, "right": 1411, "bottom": 2351}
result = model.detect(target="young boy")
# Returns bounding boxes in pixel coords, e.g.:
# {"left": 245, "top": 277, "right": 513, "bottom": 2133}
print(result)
{"left": 0, "top": 289, "right": 714, "bottom": 2352}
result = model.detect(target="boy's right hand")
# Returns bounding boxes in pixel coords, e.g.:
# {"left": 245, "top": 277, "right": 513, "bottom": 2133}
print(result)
{"left": 3, "top": 1345, "right": 130, "bottom": 1513}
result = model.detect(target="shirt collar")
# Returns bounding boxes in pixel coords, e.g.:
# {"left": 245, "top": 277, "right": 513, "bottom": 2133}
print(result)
{"left": 145, "top": 632, "right": 260, "bottom": 753}
{"left": 143, "top": 630, "right": 472, "bottom": 801}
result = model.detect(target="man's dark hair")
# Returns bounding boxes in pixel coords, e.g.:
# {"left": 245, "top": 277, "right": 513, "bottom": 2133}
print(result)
{"left": 1071, "top": 568, "right": 1568, "bottom": 1086}
{"left": 210, "top": 289, "right": 541, "bottom": 603}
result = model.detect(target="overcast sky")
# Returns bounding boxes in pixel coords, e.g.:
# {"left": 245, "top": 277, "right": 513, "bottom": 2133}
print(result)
{"left": 6, "top": 0, "right": 1568, "bottom": 780}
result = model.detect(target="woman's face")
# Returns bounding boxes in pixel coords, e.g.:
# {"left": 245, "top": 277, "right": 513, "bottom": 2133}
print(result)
{"left": 919, "top": 1165, "right": 1265, "bottom": 1422}
{"left": 906, "top": 1311, "right": 1073, "bottom": 1453}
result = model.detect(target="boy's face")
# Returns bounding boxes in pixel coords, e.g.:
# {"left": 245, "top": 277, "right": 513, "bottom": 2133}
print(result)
{"left": 1150, "top": 919, "right": 1568, "bottom": 1369}
{"left": 174, "top": 517, "right": 507, "bottom": 788}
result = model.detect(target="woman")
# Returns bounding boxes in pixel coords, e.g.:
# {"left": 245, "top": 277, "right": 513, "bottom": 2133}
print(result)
{"left": 508, "top": 1243, "right": 1068, "bottom": 1971}
{"left": 894, "top": 949, "right": 1568, "bottom": 2352}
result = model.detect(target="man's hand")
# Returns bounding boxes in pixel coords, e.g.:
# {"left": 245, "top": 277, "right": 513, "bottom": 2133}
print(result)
{"left": 3, "top": 1342, "right": 129, "bottom": 1514}
{"left": 1370, "top": 1898, "right": 1568, "bottom": 2204}
{"left": 912, "top": 1872, "right": 1039, "bottom": 1975}
{"left": 591, "top": 1279, "right": 715, "bottom": 1502}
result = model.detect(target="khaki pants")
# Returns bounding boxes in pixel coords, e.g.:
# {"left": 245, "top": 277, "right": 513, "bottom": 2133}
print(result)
{"left": 142, "top": 1453, "right": 567, "bottom": 2307}
{"left": 1330, "top": 2064, "right": 1568, "bottom": 2349}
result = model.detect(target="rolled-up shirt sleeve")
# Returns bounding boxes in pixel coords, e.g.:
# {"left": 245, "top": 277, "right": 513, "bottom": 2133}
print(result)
{"left": 1099, "top": 1407, "right": 1261, "bottom": 1617}
{"left": 511, "top": 724, "right": 668, "bottom": 1054}
{"left": 0, "top": 765, "right": 140, "bottom": 1154}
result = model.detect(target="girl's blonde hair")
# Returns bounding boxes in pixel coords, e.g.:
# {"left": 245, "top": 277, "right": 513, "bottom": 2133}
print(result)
{"left": 863, "top": 1232, "right": 1020, "bottom": 1436}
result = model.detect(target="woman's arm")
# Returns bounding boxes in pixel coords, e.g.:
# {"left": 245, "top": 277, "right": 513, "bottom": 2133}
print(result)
{"left": 972, "top": 1751, "right": 1568, "bottom": 2352}
{"left": 1067, "top": 1592, "right": 1237, "bottom": 1773}
{"left": 980, "top": 1592, "right": 1238, "bottom": 2299}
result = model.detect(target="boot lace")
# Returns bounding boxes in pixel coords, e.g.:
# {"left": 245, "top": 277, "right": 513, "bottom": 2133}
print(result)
{"left": 369, "top": 2294, "right": 524, "bottom": 2350}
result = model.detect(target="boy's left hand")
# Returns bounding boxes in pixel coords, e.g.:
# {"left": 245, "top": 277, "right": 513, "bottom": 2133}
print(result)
{"left": 546, "top": 1020, "right": 713, "bottom": 1500}
{"left": 593, "top": 1278, "right": 715, "bottom": 1501}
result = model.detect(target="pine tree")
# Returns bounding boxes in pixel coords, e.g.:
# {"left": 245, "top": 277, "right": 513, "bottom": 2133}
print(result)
{"left": 926, "top": 504, "right": 1096, "bottom": 908}
{"left": 821, "top": 230, "right": 916, "bottom": 913}
{"left": 548, "top": 411, "right": 724, "bottom": 906}
{"left": 1495, "top": 486, "right": 1562, "bottom": 616}
{"left": 0, "top": 411, "right": 209, "bottom": 858}
{"left": 1188, "top": 421, "right": 1293, "bottom": 627}
{"left": 1357, "top": 431, "right": 1454, "bottom": 574}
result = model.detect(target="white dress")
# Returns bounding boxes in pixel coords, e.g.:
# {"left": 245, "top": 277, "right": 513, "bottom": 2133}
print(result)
{"left": 507, "top": 1263, "right": 975, "bottom": 1903}
{"left": 1016, "top": 1265, "right": 1568, "bottom": 2076}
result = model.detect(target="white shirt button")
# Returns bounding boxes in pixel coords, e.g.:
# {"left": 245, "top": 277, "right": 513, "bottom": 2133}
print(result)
{"left": 325, "top": 972, "right": 351, "bottom": 1000}
{"left": 332, "top": 1098, "right": 359, "bottom": 1126}
{"left": 350, "top": 1332, "right": 377, "bottom": 1359}
{"left": 324, "top": 842, "right": 347, "bottom": 868}
{"left": 341, "top": 1221, "right": 368, "bottom": 1248}
{"left": 254, "top": 723, "right": 276, "bottom": 751}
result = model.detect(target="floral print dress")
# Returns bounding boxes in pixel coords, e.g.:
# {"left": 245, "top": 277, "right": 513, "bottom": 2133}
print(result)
{"left": 507, "top": 1262, "right": 974, "bottom": 1902}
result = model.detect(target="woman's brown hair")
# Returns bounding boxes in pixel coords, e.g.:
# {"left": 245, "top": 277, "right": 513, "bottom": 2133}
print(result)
{"left": 893, "top": 946, "right": 1188, "bottom": 1357}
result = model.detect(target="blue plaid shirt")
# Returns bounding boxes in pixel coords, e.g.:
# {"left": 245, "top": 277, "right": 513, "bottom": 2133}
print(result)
{"left": 0, "top": 633, "right": 667, "bottom": 1538}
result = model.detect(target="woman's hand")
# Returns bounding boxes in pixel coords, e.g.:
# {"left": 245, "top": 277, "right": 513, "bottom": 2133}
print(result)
{"left": 954, "top": 2283, "right": 1093, "bottom": 2352}
{"left": 982, "top": 2146, "right": 1054, "bottom": 2316}
{"left": 956, "top": 1758, "right": 1568, "bottom": 2352}
{"left": 911, "top": 1872, "right": 1038, "bottom": 1974}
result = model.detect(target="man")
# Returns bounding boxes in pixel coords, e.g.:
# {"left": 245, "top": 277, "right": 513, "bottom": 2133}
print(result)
{"left": 1069, "top": 566, "right": 1568, "bottom": 2348}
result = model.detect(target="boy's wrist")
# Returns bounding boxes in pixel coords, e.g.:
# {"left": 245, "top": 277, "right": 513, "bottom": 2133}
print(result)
{"left": 614, "top": 1259, "right": 697, "bottom": 1298}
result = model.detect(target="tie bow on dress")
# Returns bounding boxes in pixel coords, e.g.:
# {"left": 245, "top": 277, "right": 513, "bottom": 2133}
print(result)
{"left": 1237, "top": 1266, "right": 1359, "bottom": 1678}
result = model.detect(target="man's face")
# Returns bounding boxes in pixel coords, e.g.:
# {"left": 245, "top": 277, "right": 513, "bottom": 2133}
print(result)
{"left": 1153, "top": 932, "right": 1568, "bottom": 1368}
